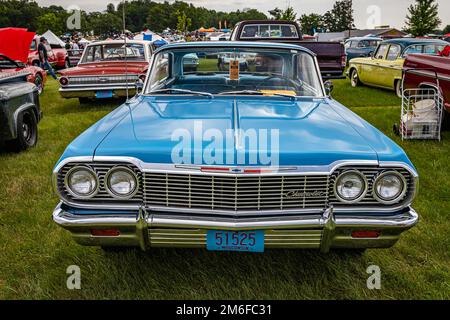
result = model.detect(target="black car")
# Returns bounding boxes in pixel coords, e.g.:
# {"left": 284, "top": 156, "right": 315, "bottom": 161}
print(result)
{"left": 0, "top": 70, "right": 41, "bottom": 151}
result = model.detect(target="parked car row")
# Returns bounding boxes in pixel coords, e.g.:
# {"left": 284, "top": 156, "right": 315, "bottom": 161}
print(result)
{"left": 347, "top": 38, "right": 448, "bottom": 97}
{"left": 5, "top": 20, "right": 450, "bottom": 256}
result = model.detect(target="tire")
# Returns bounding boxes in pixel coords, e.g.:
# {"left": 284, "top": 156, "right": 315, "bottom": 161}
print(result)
{"left": 34, "top": 74, "right": 44, "bottom": 95}
{"left": 78, "top": 97, "right": 90, "bottom": 104}
{"left": 442, "top": 111, "right": 450, "bottom": 131}
{"left": 350, "top": 68, "right": 361, "bottom": 87}
{"left": 395, "top": 80, "right": 402, "bottom": 98}
{"left": 7, "top": 110, "right": 38, "bottom": 152}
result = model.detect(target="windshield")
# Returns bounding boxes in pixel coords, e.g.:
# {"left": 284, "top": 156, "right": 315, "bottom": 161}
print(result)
{"left": 145, "top": 47, "right": 324, "bottom": 97}
{"left": 81, "top": 43, "right": 145, "bottom": 63}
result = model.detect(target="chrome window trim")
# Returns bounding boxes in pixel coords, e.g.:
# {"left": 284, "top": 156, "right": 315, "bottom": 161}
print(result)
{"left": 64, "top": 165, "right": 100, "bottom": 199}
{"left": 372, "top": 170, "right": 408, "bottom": 205}
{"left": 104, "top": 166, "right": 140, "bottom": 200}
{"left": 333, "top": 170, "right": 368, "bottom": 204}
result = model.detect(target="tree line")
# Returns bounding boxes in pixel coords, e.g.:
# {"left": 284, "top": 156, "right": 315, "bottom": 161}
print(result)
{"left": 0, "top": 0, "right": 448, "bottom": 38}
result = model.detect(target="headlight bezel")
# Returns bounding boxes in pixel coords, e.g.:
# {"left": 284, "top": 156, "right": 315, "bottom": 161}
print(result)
{"left": 64, "top": 166, "right": 99, "bottom": 199}
{"left": 372, "top": 171, "right": 407, "bottom": 204}
{"left": 104, "top": 166, "right": 139, "bottom": 199}
{"left": 333, "top": 170, "right": 368, "bottom": 204}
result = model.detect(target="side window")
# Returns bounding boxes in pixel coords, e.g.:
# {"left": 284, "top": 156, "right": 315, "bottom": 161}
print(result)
{"left": 386, "top": 45, "right": 400, "bottom": 61}
{"left": 404, "top": 45, "right": 421, "bottom": 56}
{"left": 149, "top": 52, "right": 170, "bottom": 89}
{"left": 241, "top": 25, "right": 258, "bottom": 38}
{"left": 344, "top": 41, "right": 352, "bottom": 49}
{"left": 375, "top": 44, "right": 389, "bottom": 59}
{"left": 83, "top": 46, "right": 94, "bottom": 63}
{"left": 358, "top": 41, "right": 368, "bottom": 48}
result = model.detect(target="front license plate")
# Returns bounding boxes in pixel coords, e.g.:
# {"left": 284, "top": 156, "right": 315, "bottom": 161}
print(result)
{"left": 96, "top": 90, "right": 113, "bottom": 99}
{"left": 206, "top": 230, "right": 264, "bottom": 253}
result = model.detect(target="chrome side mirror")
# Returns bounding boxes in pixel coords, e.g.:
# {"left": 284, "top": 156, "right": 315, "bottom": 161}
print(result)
{"left": 135, "top": 78, "right": 144, "bottom": 95}
{"left": 324, "top": 80, "right": 334, "bottom": 96}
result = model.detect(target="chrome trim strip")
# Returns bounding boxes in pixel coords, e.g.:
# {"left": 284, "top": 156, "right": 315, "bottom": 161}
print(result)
{"left": 59, "top": 86, "right": 137, "bottom": 92}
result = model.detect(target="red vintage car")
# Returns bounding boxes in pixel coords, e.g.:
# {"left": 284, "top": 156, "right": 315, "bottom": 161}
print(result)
{"left": 0, "top": 28, "right": 47, "bottom": 94}
{"left": 58, "top": 40, "right": 152, "bottom": 103}
{"left": 403, "top": 52, "right": 450, "bottom": 128}
{"left": 28, "top": 35, "right": 70, "bottom": 69}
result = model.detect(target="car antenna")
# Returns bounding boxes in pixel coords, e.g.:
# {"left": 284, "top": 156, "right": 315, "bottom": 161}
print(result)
{"left": 122, "top": 1, "right": 130, "bottom": 104}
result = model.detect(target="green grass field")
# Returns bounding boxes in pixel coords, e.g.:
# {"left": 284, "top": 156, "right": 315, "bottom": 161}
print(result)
{"left": 0, "top": 78, "right": 449, "bottom": 300}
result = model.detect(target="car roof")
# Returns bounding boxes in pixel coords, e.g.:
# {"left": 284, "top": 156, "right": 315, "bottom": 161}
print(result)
{"left": 88, "top": 40, "right": 149, "bottom": 46}
{"left": 154, "top": 41, "right": 315, "bottom": 55}
{"left": 346, "top": 37, "right": 382, "bottom": 41}
{"left": 382, "top": 38, "right": 448, "bottom": 48}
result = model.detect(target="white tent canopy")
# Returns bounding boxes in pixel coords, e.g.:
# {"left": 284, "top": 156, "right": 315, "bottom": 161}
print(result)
{"left": 42, "top": 30, "right": 65, "bottom": 47}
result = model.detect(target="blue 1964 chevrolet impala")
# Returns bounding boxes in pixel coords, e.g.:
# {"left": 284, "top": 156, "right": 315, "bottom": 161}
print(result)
{"left": 52, "top": 42, "right": 418, "bottom": 253}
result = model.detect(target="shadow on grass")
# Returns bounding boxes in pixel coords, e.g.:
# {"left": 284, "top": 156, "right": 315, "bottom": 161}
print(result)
{"left": 50, "top": 98, "right": 126, "bottom": 116}
{"left": 81, "top": 247, "right": 368, "bottom": 299}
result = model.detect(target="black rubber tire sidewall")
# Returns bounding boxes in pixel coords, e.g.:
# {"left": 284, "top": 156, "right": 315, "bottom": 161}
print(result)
{"left": 11, "top": 110, "right": 38, "bottom": 151}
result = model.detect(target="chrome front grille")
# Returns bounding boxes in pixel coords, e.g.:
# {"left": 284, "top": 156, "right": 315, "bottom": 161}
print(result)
{"left": 143, "top": 173, "right": 329, "bottom": 212}
{"left": 56, "top": 162, "right": 416, "bottom": 213}
{"left": 67, "top": 75, "right": 139, "bottom": 86}
{"left": 57, "top": 162, "right": 143, "bottom": 206}
{"left": 149, "top": 228, "right": 323, "bottom": 248}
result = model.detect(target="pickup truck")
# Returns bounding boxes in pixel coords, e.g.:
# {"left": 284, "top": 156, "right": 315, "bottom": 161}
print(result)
{"left": 230, "top": 20, "right": 346, "bottom": 79}
{"left": 403, "top": 52, "right": 450, "bottom": 128}
{"left": 0, "top": 70, "right": 41, "bottom": 151}
{"left": 28, "top": 35, "right": 70, "bottom": 69}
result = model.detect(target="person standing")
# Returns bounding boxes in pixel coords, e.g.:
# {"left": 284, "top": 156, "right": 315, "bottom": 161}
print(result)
{"left": 38, "top": 37, "right": 57, "bottom": 80}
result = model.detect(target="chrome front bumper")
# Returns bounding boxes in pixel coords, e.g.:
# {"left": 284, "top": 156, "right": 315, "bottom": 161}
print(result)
{"left": 52, "top": 203, "right": 418, "bottom": 252}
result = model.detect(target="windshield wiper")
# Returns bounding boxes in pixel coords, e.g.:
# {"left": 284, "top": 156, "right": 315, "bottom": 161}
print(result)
{"left": 218, "top": 90, "right": 264, "bottom": 96}
{"left": 218, "top": 90, "right": 298, "bottom": 100}
{"left": 149, "top": 88, "right": 213, "bottom": 98}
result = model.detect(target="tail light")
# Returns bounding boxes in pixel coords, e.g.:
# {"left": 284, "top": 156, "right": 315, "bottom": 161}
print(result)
{"left": 341, "top": 55, "right": 347, "bottom": 67}
{"left": 91, "top": 229, "right": 120, "bottom": 237}
{"left": 59, "top": 77, "right": 69, "bottom": 86}
{"left": 351, "top": 231, "right": 380, "bottom": 238}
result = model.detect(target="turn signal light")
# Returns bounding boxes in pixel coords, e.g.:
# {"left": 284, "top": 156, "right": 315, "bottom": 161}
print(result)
{"left": 351, "top": 231, "right": 380, "bottom": 238}
{"left": 59, "top": 77, "right": 69, "bottom": 86}
{"left": 91, "top": 229, "right": 120, "bottom": 237}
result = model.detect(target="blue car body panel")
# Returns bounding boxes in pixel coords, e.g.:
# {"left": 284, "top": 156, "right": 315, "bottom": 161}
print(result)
{"left": 57, "top": 94, "right": 414, "bottom": 170}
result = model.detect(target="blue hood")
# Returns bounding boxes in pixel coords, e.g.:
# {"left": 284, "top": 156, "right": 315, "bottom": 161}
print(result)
{"left": 74, "top": 95, "right": 412, "bottom": 167}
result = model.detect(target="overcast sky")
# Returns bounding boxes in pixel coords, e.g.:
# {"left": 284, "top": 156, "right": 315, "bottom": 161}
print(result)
{"left": 36, "top": 0, "right": 450, "bottom": 30}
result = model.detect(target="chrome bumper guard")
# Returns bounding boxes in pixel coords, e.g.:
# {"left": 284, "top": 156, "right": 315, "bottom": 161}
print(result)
{"left": 52, "top": 203, "right": 418, "bottom": 252}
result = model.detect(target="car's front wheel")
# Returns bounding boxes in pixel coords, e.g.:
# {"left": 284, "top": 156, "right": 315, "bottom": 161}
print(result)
{"left": 350, "top": 69, "right": 361, "bottom": 87}
{"left": 395, "top": 80, "right": 403, "bottom": 98}
{"left": 7, "top": 110, "right": 38, "bottom": 151}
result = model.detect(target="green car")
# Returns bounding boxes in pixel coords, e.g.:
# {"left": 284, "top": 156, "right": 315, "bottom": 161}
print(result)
{"left": 347, "top": 38, "right": 448, "bottom": 97}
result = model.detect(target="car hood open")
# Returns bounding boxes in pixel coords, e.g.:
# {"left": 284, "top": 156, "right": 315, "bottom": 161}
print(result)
{"left": 91, "top": 96, "right": 394, "bottom": 166}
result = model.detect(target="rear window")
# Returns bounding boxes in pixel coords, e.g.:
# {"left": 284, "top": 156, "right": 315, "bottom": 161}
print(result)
{"left": 241, "top": 24, "right": 298, "bottom": 39}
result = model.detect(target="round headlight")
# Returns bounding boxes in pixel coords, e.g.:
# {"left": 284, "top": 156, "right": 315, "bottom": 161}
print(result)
{"left": 334, "top": 170, "right": 367, "bottom": 203}
{"left": 65, "top": 167, "right": 98, "bottom": 198}
{"left": 105, "top": 167, "right": 138, "bottom": 199}
{"left": 373, "top": 171, "right": 406, "bottom": 204}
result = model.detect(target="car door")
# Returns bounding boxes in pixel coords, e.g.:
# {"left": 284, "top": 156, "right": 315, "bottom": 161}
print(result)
{"left": 360, "top": 43, "right": 389, "bottom": 85}
{"left": 377, "top": 44, "right": 402, "bottom": 89}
